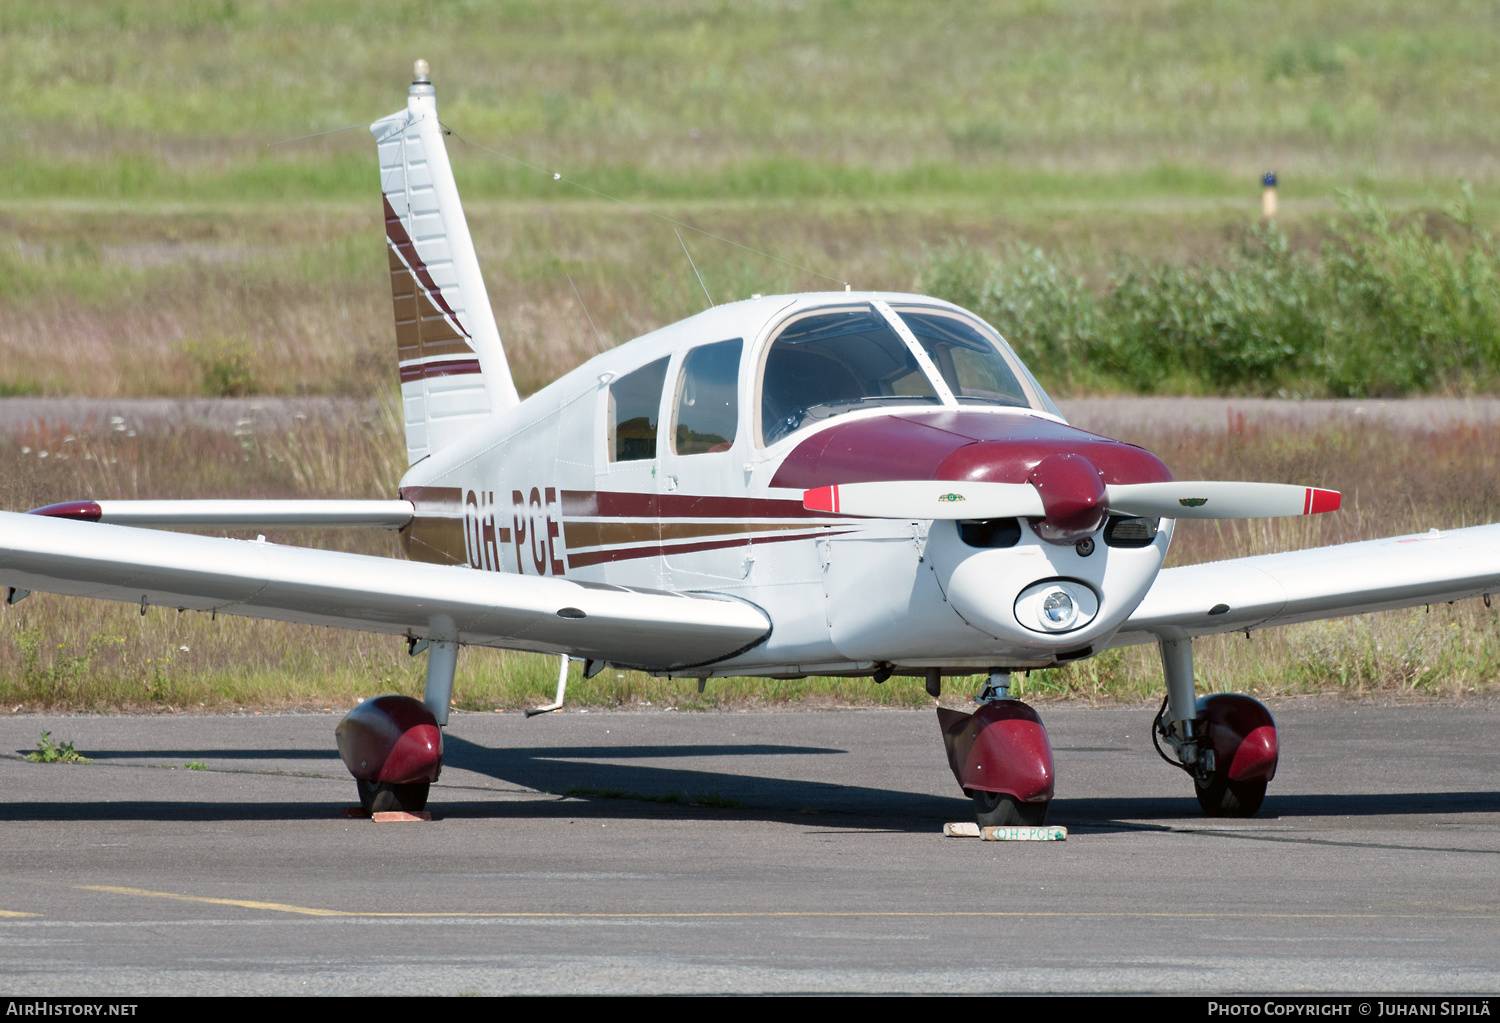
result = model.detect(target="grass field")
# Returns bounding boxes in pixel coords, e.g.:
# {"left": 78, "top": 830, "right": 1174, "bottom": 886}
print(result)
{"left": 5, "top": 2, "right": 1500, "bottom": 400}
{"left": 6, "top": 0, "right": 1499, "bottom": 196}
{"left": 3, "top": 1, "right": 1500, "bottom": 710}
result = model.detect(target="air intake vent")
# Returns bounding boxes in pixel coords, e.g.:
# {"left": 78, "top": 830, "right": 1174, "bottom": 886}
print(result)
{"left": 1104, "top": 516, "right": 1159, "bottom": 548}
{"left": 957, "top": 518, "right": 1022, "bottom": 549}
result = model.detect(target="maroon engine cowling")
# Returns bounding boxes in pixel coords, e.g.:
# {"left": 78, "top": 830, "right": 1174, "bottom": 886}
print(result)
{"left": 335, "top": 695, "right": 444, "bottom": 784}
{"left": 936, "top": 701, "right": 1054, "bottom": 803}
{"left": 1197, "top": 693, "right": 1278, "bottom": 783}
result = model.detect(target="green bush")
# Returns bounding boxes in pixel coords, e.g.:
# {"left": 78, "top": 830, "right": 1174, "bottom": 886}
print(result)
{"left": 920, "top": 189, "right": 1500, "bottom": 398}
{"left": 179, "top": 338, "right": 260, "bottom": 397}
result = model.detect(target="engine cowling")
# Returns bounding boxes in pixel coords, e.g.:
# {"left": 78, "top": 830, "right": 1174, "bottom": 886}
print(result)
{"left": 335, "top": 695, "right": 443, "bottom": 785}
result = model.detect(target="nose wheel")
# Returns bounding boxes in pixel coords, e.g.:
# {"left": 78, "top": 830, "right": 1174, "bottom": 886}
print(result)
{"left": 938, "top": 672, "right": 1055, "bottom": 828}
{"left": 356, "top": 779, "right": 432, "bottom": 814}
{"left": 969, "top": 787, "right": 1048, "bottom": 827}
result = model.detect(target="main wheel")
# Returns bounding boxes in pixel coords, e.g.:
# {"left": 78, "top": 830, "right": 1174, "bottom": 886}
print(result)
{"left": 970, "top": 788, "right": 1048, "bottom": 827}
{"left": 356, "top": 778, "right": 431, "bottom": 814}
{"left": 1194, "top": 774, "right": 1266, "bottom": 818}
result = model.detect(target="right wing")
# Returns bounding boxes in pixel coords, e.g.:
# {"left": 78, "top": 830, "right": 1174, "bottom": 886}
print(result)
{"left": 0, "top": 511, "right": 769, "bottom": 672}
{"left": 1110, "top": 523, "right": 1500, "bottom": 647}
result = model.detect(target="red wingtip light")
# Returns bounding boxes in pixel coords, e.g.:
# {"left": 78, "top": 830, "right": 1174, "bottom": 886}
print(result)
{"left": 803, "top": 486, "right": 838, "bottom": 513}
{"left": 1307, "top": 488, "right": 1341, "bottom": 514}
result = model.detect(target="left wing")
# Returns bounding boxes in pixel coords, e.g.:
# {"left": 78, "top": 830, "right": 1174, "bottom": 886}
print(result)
{"left": 30, "top": 500, "right": 414, "bottom": 530}
{"left": 1110, "top": 523, "right": 1500, "bottom": 647}
{"left": 0, "top": 511, "right": 769, "bottom": 671}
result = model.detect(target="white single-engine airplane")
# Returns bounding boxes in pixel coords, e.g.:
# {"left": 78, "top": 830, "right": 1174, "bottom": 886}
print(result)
{"left": 10, "top": 63, "right": 1500, "bottom": 825}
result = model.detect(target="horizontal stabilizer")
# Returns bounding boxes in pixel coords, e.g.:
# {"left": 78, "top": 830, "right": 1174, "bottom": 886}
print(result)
{"left": 0, "top": 511, "right": 770, "bottom": 671}
{"left": 30, "top": 500, "right": 415, "bottom": 530}
{"left": 1105, "top": 482, "right": 1340, "bottom": 520}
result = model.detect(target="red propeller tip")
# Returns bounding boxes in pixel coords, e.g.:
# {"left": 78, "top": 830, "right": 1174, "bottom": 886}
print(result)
{"left": 803, "top": 486, "right": 838, "bottom": 513}
{"left": 1305, "top": 488, "right": 1341, "bottom": 514}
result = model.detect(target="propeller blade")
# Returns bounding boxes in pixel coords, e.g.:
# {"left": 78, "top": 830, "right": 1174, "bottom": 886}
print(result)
{"left": 803, "top": 481, "right": 1045, "bottom": 520}
{"left": 1106, "top": 481, "right": 1341, "bottom": 519}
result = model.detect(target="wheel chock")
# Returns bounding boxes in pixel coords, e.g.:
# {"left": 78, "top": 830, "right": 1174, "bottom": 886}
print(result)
{"left": 340, "top": 807, "right": 432, "bottom": 822}
{"left": 943, "top": 822, "right": 981, "bottom": 837}
{"left": 981, "top": 825, "right": 1067, "bottom": 841}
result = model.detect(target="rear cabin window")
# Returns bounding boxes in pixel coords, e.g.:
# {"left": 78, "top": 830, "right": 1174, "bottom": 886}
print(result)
{"left": 608, "top": 356, "right": 670, "bottom": 461}
{"left": 673, "top": 338, "right": 742, "bottom": 455}
{"left": 759, "top": 309, "right": 940, "bottom": 445}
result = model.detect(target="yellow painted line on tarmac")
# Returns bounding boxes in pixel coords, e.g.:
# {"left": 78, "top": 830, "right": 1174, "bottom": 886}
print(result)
{"left": 0, "top": 911, "right": 41, "bottom": 918}
{"left": 81, "top": 886, "right": 348, "bottom": 917}
{"left": 75, "top": 887, "right": 1500, "bottom": 922}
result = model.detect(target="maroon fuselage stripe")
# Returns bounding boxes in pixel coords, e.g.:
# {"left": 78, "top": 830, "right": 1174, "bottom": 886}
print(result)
{"left": 399, "top": 359, "right": 484, "bottom": 383}
{"left": 566, "top": 529, "right": 846, "bottom": 569}
{"left": 382, "top": 194, "right": 470, "bottom": 338}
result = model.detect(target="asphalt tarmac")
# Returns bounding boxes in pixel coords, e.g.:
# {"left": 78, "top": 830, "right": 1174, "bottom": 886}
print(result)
{"left": 3, "top": 702, "right": 1499, "bottom": 995}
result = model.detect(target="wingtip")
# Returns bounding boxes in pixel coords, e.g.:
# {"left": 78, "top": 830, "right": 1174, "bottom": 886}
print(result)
{"left": 28, "top": 500, "right": 102, "bottom": 522}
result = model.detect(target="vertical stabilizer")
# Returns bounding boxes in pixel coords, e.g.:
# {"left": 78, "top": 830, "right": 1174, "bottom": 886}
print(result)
{"left": 372, "top": 60, "right": 520, "bottom": 465}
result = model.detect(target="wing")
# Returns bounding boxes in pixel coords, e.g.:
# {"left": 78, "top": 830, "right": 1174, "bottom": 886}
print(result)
{"left": 1110, "top": 523, "right": 1500, "bottom": 647}
{"left": 30, "top": 499, "right": 414, "bottom": 530}
{"left": 0, "top": 511, "right": 769, "bottom": 671}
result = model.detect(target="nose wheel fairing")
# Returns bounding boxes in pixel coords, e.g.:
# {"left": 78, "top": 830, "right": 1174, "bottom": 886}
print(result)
{"left": 937, "top": 701, "right": 1055, "bottom": 809}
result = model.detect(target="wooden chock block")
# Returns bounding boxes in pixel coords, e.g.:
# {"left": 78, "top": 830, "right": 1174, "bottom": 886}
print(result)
{"left": 372, "top": 810, "right": 432, "bottom": 823}
{"left": 942, "top": 822, "right": 981, "bottom": 837}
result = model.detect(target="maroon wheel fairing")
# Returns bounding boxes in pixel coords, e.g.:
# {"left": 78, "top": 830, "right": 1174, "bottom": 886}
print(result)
{"left": 335, "top": 695, "right": 443, "bottom": 785}
{"left": 1197, "top": 693, "right": 1279, "bottom": 783}
{"left": 936, "top": 700, "right": 1054, "bottom": 804}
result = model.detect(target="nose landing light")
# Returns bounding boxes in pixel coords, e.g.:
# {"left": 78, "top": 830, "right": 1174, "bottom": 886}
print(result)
{"left": 1015, "top": 580, "right": 1099, "bottom": 634}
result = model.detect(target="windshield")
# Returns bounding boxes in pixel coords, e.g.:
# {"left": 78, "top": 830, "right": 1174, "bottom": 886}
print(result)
{"left": 759, "top": 308, "right": 940, "bottom": 445}
{"left": 897, "top": 306, "right": 1062, "bottom": 418}
{"left": 896, "top": 309, "right": 1030, "bottom": 408}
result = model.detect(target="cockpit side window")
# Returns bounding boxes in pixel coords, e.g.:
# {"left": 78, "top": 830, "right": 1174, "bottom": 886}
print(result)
{"left": 608, "top": 356, "right": 670, "bottom": 462}
{"left": 672, "top": 338, "right": 742, "bottom": 455}
{"left": 759, "top": 309, "right": 940, "bottom": 445}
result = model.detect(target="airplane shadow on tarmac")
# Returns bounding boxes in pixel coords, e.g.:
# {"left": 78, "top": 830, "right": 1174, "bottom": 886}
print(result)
{"left": 9, "top": 734, "right": 1500, "bottom": 830}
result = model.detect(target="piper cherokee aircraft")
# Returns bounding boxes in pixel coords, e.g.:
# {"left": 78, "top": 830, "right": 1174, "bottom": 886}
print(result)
{"left": 8, "top": 62, "right": 1500, "bottom": 825}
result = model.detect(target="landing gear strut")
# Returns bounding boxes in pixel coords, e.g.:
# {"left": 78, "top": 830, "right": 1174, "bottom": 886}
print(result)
{"left": 1153, "top": 638, "right": 1279, "bottom": 818}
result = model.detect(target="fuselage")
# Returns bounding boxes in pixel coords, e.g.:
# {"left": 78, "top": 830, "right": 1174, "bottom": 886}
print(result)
{"left": 395, "top": 292, "right": 1176, "bottom": 677}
